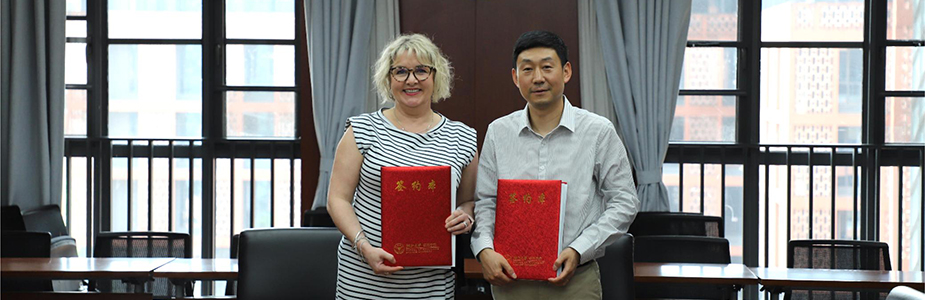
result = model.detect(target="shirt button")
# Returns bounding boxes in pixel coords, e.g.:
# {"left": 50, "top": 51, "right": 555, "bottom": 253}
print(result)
{"left": 540, "top": 165, "right": 546, "bottom": 170}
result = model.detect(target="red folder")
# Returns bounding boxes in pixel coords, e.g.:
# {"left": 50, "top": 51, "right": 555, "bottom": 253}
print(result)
{"left": 494, "top": 179, "right": 567, "bottom": 280}
{"left": 380, "top": 166, "right": 455, "bottom": 268}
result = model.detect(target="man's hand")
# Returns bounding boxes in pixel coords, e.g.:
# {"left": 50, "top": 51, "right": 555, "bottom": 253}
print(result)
{"left": 547, "top": 247, "right": 580, "bottom": 286}
{"left": 359, "top": 242, "right": 404, "bottom": 276}
{"left": 478, "top": 248, "right": 517, "bottom": 286}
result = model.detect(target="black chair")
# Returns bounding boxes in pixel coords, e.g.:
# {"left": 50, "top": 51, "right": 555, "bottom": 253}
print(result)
{"left": 786, "top": 239, "right": 891, "bottom": 300}
{"left": 2, "top": 205, "right": 27, "bottom": 231}
{"left": 598, "top": 233, "right": 635, "bottom": 300}
{"left": 238, "top": 227, "right": 341, "bottom": 300}
{"left": 22, "top": 204, "right": 69, "bottom": 238}
{"left": 92, "top": 232, "right": 192, "bottom": 298}
{"left": 635, "top": 235, "right": 734, "bottom": 300}
{"left": 301, "top": 207, "right": 335, "bottom": 227}
{"left": 0, "top": 231, "right": 53, "bottom": 292}
{"left": 629, "top": 212, "right": 724, "bottom": 237}
{"left": 224, "top": 233, "right": 240, "bottom": 296}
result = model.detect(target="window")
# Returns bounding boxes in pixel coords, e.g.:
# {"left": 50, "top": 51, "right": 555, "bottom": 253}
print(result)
{"left": 62, "top": 2, "right": 303, "bottom": 295}
{"left": 672, "top": 0, "right": 924, "bottom": 275}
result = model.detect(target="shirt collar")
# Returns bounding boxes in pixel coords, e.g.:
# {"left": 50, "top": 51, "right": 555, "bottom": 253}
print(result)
{"left": 519, "top": 95, "right": 576, "bottom": 134}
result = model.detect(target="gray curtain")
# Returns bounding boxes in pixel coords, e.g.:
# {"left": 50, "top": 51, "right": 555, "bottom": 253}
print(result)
{"left": 595, "top": 0, "right": 691, "bottom": 211}
{"left": 366, "top": 0, "right": 399, "bottom": 113}
{"left": 305, "top": 0, "right": 374, "bottom": 209}
{"left": 578, "top": 0, "right": 617, "bottom": 128}
{"left": 0, "top": 0, "right": 66, "bottom": 210}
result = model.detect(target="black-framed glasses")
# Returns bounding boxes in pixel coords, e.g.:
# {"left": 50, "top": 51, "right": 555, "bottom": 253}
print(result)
{"left": 390, "top": 65, "right": 434, "bottom": 82}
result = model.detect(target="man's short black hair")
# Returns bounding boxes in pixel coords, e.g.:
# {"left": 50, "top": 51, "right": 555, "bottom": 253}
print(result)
{"left": 512, "top": 30, "right": 568, "bottom": 68}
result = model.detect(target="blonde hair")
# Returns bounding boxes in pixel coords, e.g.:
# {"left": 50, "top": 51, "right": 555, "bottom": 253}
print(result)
{"left": 372, "top": 34, "right": 453, "bottom": 103}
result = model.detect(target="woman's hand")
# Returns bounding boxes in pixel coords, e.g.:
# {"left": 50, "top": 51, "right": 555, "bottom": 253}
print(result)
{"left": 359, "top": 242, "right": 404, "bottom": 276}
{"left": 445, "top": 209, "right": 473, "bottom": 235}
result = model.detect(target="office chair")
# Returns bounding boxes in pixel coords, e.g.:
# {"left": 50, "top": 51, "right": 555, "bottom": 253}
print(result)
{"left": 786, "top": 239, "right": 891, "bottom": 300}
{"left": 629, "top": 212, "right": 724, "bottom": 237}
{"left": 237, "top": 227, "right": 341, "bottom": 300}
{"left": 22, "top": 204, "right": 70, "bottom": 238}
{"left": 224, "top": 233, "right": 240, "bottom": 296}
{"left": 598, "top": 233, "right": 635, "bottom": 300}
{"left": 92, "top": 232, "right": 192, "bottom": 298}
{"left": 2, "top": 205, "right": 27, "bottom": 231}
{"left": 301, "top": 207, "right": 335, "bottom": 227}
{"left": 0, "top": 231, "right": 54, "bottom": 292}
{"left": 635, "top": 235, "right": 734, "bottom": 300}
{"left": 885, "top": 286, "right": 925, "bottom": 300}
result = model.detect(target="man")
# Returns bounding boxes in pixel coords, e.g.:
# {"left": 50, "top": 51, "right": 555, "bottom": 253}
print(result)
{"left": 470, "top": 30, "right": 639, "bottom": 299}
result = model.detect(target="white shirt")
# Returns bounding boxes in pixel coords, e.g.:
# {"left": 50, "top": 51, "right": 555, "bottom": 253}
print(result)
{"left": 471, "top": 96, "right": 639, "bottom": 265}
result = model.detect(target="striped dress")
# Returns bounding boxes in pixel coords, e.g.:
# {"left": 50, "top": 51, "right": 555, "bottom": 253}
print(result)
{"left": 336, "top": 109, "right": 478, "bottom": 300}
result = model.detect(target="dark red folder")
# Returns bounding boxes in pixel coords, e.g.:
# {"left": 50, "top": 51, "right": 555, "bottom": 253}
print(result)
{"left": 494, "top": 179, "right": 567, "bottom": 280}
{"left": 380, "top": 166, "right": 455, "bottom": 268}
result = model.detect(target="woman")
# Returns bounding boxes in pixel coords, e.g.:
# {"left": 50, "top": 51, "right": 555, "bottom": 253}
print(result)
{"left": 327, "top": 33, "right": 478, "bottom": 299}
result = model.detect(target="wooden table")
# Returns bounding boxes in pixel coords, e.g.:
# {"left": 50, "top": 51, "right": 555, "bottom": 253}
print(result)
{"left": 152, "top": 258, "right": 238, "bottom": 280}
{"left": 152, "top": 258, "right": 238, "bottom": 297}
{"left": 751, "top": 267, "right": 925, "bottom": 298}
{"left": 634, "top": 262, "right": 759, "bottom": 286}
{"left": 465, "top": 258, "right": 759, "bottom": 285}
{"left": 1, "top": 257, "right": 176, "bottom": 294}
{"left": 0, "top": 257, "right": 175, "bottom": 279}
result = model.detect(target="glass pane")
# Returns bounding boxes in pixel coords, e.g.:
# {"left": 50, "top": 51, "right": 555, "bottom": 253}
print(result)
{"left": 66, "top": 43, "right": 87, "bottom": 85}
{"left": 108, "top": 0, "right": 202, "bottom": 39}
{"left": 887, "top": 0, "right": 925, "bottom": 40}
{"left": 64, "top": 156, "right": 91, "bottom": 256}
{"left": 663, "top": 162, "right": 745, "bottom": 263}
{"left": 886, "top": 97, "right": 925, "bottom": 143}
{"left": 66, "top": 20, "right": 87, "bottom": 38}
{"left": 760, "top": 48, "right": 863, "bottom": 144}
{"left": 680, "top": 47, "right": 737, "bottom": 89}
{"left": 886, "top": 46, "right": 925, "bottom": 91}
{"left": 762, "top": 0, "right": 864, "bottom": 42}
{"left": 225, "top": 91, "right": 296, "bottom": 138}
{"left": 109, "top": 45, "right": 202, "bottom": 138}
{"left": 65, "top": 89, "right": 87, "bottom": 136}
{"left": 671, "top": 96, "right": 736, "bottom": 142}
{"left": 879, "top": 166, "right": 923, "bottom": 271}
{"left": 226, "top": 0, "right": 295, "bottom": 40}
{"left": 225, "top": 45, "right": 295, "bottom": 87}
{"left": 66, "top": 0, "right": 87, "bottom": 16}
{"left": 688, "top": 0, "right": 738, "bottom": 41}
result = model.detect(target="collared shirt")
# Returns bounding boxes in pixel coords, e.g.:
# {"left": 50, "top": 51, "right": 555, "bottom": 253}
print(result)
{"left": 471, "top": 96, "right": 639, "bottom": 265}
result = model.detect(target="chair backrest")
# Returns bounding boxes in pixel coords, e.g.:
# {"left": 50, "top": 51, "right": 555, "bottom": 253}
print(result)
{"left": 238, "top": 227, "right": 342, "bottom": 300}
{"left": 635, "top": 235, "right": 731, "bottom": 264}
{"left": 629, "top": 212, "right": 724, "bottom": 238}
{"left": 2, "top": 205, "right": 27, "bottom": 231}
{"left": 886, "top": 286, "right": 925, "bottom": 300}
{"left": 598, "top": 234, "right": 635, "bottom": 300}
{"left": 22, "top": 204, "right": 69, "bottom": 238}
{"left": 93, "top": 232, "right": 192, "bottom": 296}
{"left": 786, "top": 239, "right": 892, "bottom": 300}
{"left": 224, "top": 233, "right": 240, "bottom": 296}
{"left": 0, "top": 231, "right": 53, "bottom": 292}
{"left": 301, "top": 208, "right": 335, "bottom": 227}
{"left": 788, "top": 239, "right": 891, "bottom": 271}
{"left": 634, "top": 235, "right": 732, "bottom": 300}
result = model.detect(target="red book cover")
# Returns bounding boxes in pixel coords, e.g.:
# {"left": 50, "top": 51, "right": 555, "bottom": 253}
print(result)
{"left": 494, "top": 179, "right": 567, "bottom": 280}
{"left": 380, "top": 166, "right": 455, "bottom": 268}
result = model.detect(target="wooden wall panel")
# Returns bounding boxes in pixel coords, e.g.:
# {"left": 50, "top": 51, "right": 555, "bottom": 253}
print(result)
{"left": 401, "top": 0, "right": 580, "bottom": 147}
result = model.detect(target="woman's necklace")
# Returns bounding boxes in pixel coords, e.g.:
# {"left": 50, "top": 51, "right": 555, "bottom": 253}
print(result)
{"left": 391, "top": 109, "right": 435, "bottom": 133}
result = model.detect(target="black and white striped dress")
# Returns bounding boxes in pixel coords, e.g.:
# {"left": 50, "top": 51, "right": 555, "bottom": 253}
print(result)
{"left": 336, "top": 109, "right": 477, "bottom": 300}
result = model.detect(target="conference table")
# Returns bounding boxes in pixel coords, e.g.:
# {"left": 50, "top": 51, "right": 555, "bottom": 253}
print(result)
{"left": 0, "top": 257, "right": 236, "bottom": 297}
{"left": 1, "top": 257, "right": 175, "bottom": 293}
{"left": 152, "top": 258, "right": 238, "bottom": 297}
{"left": 751, "top": 267, "right": 925, "bottom": 298}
